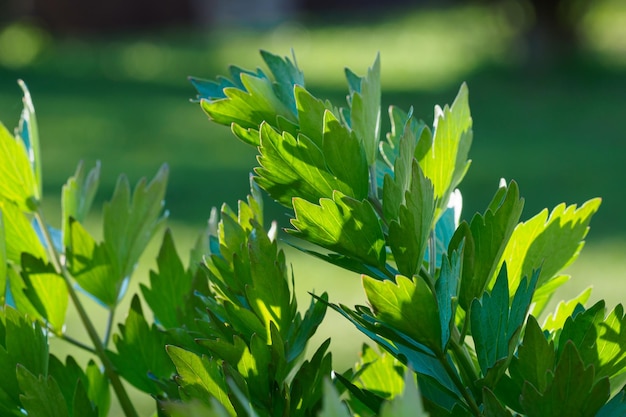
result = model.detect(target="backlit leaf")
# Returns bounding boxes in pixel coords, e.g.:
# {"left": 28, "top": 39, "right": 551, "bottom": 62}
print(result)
{"left": 0, "top": 119, "right": 38, "bottom": 211}
{"left": 418, "top": 83, "right": 472, "bottom": 221}
{"left": 501, "top": 198, "right": 600, "bottom": 295}
{"left": 167, "top": 345, "right": 236, "bottom": 416}
{"left": 289, "top": 191, "right": 386, "bottom": 269}
{"left": 17, "top": 365, "right": 69, "bottom": 417}
{"left": 61, "top": 161, "right": 100, "bottom": 245}
{"left": 364, "top": 274, "right": 441, "bottom": 353}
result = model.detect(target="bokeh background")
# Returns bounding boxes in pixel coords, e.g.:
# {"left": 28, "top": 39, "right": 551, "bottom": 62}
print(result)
{"left": 1, "top": 0, "right": 626, "bottom": 415}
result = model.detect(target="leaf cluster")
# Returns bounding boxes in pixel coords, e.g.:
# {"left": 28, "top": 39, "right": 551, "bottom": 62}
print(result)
{"left": 0, "top": 50, "right": 624, "bottom": 417}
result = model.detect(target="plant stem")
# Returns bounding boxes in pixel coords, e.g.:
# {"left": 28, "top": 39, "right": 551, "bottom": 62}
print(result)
{"left": 449, "top": 336, "right": 479, "bottom": 392}
{"left": 438, "top": 352, "right": 481, "bottom": 417}
{"left": 35, "top": 210, "right": 139, "bottom": 417}
{"left": 103, "top": 307, "right": 116, "bottom": 347}
{"left": 60, "top": 333, "right": 97, "bottom": 354}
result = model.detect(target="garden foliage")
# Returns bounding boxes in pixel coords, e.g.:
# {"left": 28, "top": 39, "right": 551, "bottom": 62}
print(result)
{"left": 0, "top": 51, "right": 624, "bottom": 416}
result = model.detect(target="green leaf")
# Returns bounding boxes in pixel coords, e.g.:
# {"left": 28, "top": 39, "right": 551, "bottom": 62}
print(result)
{"left": 520, "top": 341, "right": 610, "bottom": 417}
{"left": 66, "top": 218, "right": 117, "bottom": 307}
{"left": 418, "top": 83, "right": 472, "bottom": 221}
{"left": 260, "top": 49, "right": 304, "bottom": 116}
{"left": 102, "top": 164, "right": 168, "bottom": 300}
{"left": 109, "top": 295, "right": 176, "bottom": 396}
{"left": 482, "top": 387, "right": 513, "bottom": 417}
{"left": 167, "top": 345, "right": 236, "bottom": 416}
{"left": 458, "top": 181, "right": 524, "bottom": 311}
{"left": 200, "top": 70, "right": 295, "bottom": 130}
{"left": 16, "top": 80, "right": 42, "bottom": 201}
{"left": 470, "top": 266, "right": 538, "bottom": 375}
{"left": 509, "top": 315, "right": 555, "bottom": 393}
{"left": 322, "top": 110, "right": 369, "bottom": 201}
{"left": 0, "top": 118, "right": 38, "bottom": 211}
{"left": 346, "top": 54, "right": 381, "bottom": 165}
{"left": 289, "top": 191, "right": 386, "bottom": 269}
{"left": 140, "top": 229, "right": 194, "bottom": 328}
{"left": 294, "top": 85, "right": 328, "bottom": 148}
{"left": 245, "top": 224, "right": 292, "bottom": 338}
{"left": 387, "top": 160, "right": 436, "bottom": 278}
{"left": 47, "top": 356, "right": 105, "bottom": 417}
{"left": 19, "top": 253, "right": 68, "bottom": 334}
{"left": 542, "top": 287, "right": 592, "bottom": 333}
{"left": 379, "top": 372, "right": 429, "bottom": 417}
{"left": 558, "top": 301, "right": 626, "bottom": 383}
{"left": 17, "top": 365, "right": 69, "bottom": 417}
{"left": 318, "top": 379, "right": 352, "bottom": 417}
{"left": 501, "top": 198, "right": 601, "bottom": 295}
{"left": 255, "top": 122, "right": 360, "bottom": 206}
{"left": 436, "top": 250, "right": 461, "bottom": 350}
{"left": 62, "top": 161, "right": 100, "bottom": 245}
{"left": 353, "top": 344, "right": 405, "bottom": 399}
{"left": 0, "top": 211, "right": 6, "bottom": 304}
{"left": 0, "top": 200, "right": 46, "bottom": 264}
{"left": 0, "top": 306, "right": 48, "bottom": 408}
{"left": 363, "top": 274, "right": 441, "bottom": 353}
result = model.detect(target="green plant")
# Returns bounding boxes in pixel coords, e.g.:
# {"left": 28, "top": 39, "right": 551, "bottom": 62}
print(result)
{"left": 0, "top": 50, "right": 624, "bottom": 417}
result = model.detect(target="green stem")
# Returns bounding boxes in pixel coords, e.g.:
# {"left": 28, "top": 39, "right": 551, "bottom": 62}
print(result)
{"left": 449, "top": 336, "right": 480, "bottom": 392}
{"left": 438, "top": 352, "right": 481, "bottom": 417}
{"left": 60, "top": 333, "right": 97, "bottom": 354}
{"left": 36, "top": 210, "right": 139, "bottom": 417}
{"left": 103, "top": 308, "right": 116, "bottom": 348}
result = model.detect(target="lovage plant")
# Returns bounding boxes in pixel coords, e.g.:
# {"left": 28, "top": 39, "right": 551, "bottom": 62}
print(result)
{"left": 0, "top": 50, "right": 624, "bottom": 417}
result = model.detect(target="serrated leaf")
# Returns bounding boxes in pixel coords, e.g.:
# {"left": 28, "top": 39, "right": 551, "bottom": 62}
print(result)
{"left": 167, "top": 345, "right": 236, "bottom": 416}
{"left": 0, "top": 120, "right": 38, "bottom": 211}
{"left": 66, "top": 219, "right": 117, "bottom": 307}
{"left": 379, "top": 372, "right": 429, "bottom": 417}
{"left": 200, "top": 71, "right": 295, "bottom": 130}
{"left": 245, "top": 225, "right": 292, "bottom": 338}
{"left": 418, "top": 83, "right": 472, "bottom": 221}
{"left": 459, "top": 181, "right": 524, "bottom": 311}
{"left": 436, "top": 250, "right": 461, "bottom": 350}
{"left": 322, "top": 110, "right": 369, "bottom": 200}
{"left": 543, "top": 287, "right": 592, "bottom": 333}
{"left": 140, "top": 229, "right": 194, "bottom": 329}
{"left": 255, "top": 122, "right": 361, "bottom": 207}
{"left": 109, "top": 295, "right": 176, "bottom": 396}
{"left": 19, "top": 253, "right": 68, "bottom": 334}
{"left": 387, "top": 160, "right": 436, "bottom": 278}
{"left": 509, "top": 315, "right": 555, "bottom": 393}
{"left": 520, "top": 341, "right": 610, "bottom": 417}
{"left": 0, "top": 306, "right": 48, "bottom": 407}
{"left": 501, "top": 198, "right": 600, "bottom": 295}
{"left": 0, "top": 200, "right": 46, "bottom": 264}
{"left": 470, "top": 266, "right": 538, "bottom": 375}
{"left": 289, "top": 191, "right": 386, "bottom": 269}
{"left": 17, "top": 365, "right": 69, "bottom": 417}
{"left": 48, "top": 356, "right": 109, "bottom": 417}
{"left": 62, "top": 161, "right": 100, "bottom": 246}
{"left": 364, "top": 274, "right": 441, "bottom": 353}
{"left": 295, "top": 85, "right": 328, "bottom": 147}
{"left": 347, "top": 54, "right": 381, "bottom": 165}
{"left": 103, "top": 164, "right": 168, "bottom": 301}
{"left": 260, "top": 49, "right": 304, "bottom": 116}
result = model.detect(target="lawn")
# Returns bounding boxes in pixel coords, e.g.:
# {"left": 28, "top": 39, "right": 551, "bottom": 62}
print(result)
{"left": 2, "top": 2, "right": 626, "bottom": 415}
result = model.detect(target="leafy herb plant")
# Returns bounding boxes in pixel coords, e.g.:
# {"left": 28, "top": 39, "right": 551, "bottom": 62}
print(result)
{"left": 0, "top": 51, "right": 625, "bottom": 417}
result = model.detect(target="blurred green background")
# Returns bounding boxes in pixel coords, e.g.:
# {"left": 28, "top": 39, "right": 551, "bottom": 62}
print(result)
{"left": 1, "top": 0, "right": 626, "bottom": 415}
